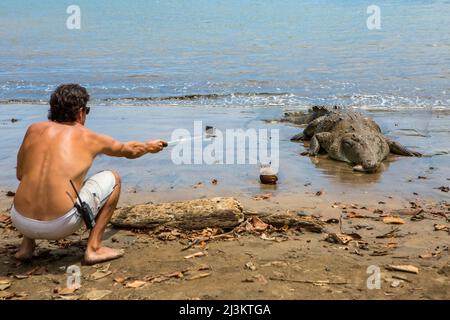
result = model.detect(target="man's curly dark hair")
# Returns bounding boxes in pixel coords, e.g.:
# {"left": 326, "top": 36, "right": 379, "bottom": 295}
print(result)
{"left": 48, "top": 84, "right": 90, "bottom": 122}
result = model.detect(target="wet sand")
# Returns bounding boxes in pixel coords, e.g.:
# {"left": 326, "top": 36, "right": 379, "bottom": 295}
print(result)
{"left": 0, "top": 105, "right": 449, "bottom": 299}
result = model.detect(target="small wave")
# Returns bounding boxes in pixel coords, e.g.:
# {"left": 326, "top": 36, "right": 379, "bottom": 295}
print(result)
{"left": 0, "top": 92, "right": 290, "bottom": 105}
{"left": 1, "top": 92, "right": 449, "bottom": 111}
{"left": 0, "top": 98, "right": 48, "bottom": 105}
{"left": 101, "top": 92, "right": 289, "bottom": 102}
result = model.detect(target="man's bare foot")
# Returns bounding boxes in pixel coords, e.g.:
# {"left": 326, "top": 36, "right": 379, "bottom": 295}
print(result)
{"left": 15, "top": 237, "right": 36, "bottom": 261}
{"left": 84, "top": 247, "right": 124, "bottom": 265}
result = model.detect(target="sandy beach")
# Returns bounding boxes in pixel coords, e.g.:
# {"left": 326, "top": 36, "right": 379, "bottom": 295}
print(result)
{"left": 0, "top": 186, "right": 449, "bottom": 300}
{"left": 0, "top": 105, "right": 449, "bottom": 299}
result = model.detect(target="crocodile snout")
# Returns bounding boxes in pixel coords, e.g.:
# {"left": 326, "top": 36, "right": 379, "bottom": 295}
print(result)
{"left": 362, "top": 159, "right": 379, "bottom": 173}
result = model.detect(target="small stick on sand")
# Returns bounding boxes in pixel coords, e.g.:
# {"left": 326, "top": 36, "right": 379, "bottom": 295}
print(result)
{"left": 269, "top": 277, "right": 348, "bottom": 285}
{"left": 181, "top": 230, "right": 236, "bottom": 251}
{"left": 376, "top": 227, "right": 401, "bottom": 239}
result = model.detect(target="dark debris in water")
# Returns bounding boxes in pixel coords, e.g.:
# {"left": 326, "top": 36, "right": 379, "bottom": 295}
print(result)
{"left": 436, "top": 186, "right": 449, "bottom": 193}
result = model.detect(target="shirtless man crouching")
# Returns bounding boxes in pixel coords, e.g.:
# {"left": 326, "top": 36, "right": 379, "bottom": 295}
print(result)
{"left": 11, "top": 84, "right": 167, "bottom": 264}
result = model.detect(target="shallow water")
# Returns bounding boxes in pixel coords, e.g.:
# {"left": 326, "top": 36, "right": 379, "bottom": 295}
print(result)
{"left": 1, "top": 105, "right": 449, "bottom": 205}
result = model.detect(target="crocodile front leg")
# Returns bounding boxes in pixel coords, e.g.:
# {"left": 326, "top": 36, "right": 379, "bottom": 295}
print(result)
{"left": 309, "top": 132, "right": 332, "bottom": 156}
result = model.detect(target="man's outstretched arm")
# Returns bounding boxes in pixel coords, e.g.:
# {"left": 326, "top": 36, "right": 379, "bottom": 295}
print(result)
{"left": 92, "top": 132, "right": 167, "bottom": 159}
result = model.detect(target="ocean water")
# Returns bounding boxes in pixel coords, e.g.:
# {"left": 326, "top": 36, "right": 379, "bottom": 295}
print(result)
{"left": 1, "top": 0, "right": 449, "bottom": 109}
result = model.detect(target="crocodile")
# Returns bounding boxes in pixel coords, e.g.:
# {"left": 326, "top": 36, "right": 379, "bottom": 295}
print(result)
{"left": 287, "top": 106, "right": 422, "bottom": 173}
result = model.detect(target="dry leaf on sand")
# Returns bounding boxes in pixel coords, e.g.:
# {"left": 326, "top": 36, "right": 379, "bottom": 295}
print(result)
{"left": 166, "top": 271, "right": 184, "bottom": 279}
{"left": 260, "top": 233, "right": 276, "bottom": 241}
{"left": 125, "top": 280, "right": 147, "bottom": 288}
{"left": 0, "top": 280, "right": 11, "bottom": 291}
{"left": 150, "top": 276, "right": 168, "bottom": 283}
{"left": 85, "top": 289, "right": 112, "bottom": 300}
{"left": 325, "top": 233, "right": 362, "bottom": 245}
{"left": 386, "top": 265, "right": 419, "bottom": 274}
{"left": 186, "top": 273, "right": 211, "bottom": 281}
{"left": 89, "top": 270, "right": 112, "bottom": 281}
{"left": 434, "top": 224, "right": 449, "bottom": 232}
{"left": 26, "top": 266, "right": 48, "bottom": 276}
{"left": 197, "top": 264, "right": 211, "bottom": 271}
{"left": 250, "top": 216, "right": 268, "bottom": 232}
{"left": 383, "top": 216, "right": 405, "bottom": 225}
{"left": 58, "top": 287, "right": 78, "bottom": 296}
{"left": 0, "top": 291, "right": 27, "bottom": 300}
{"left": 245, "top": 262, "right": 257, "bottom": 271}
{"left": 184, "top": 251, "right": 206, "bottom": 259}
{"left": 346, "top": 212, "right": 367, "bottom": 219}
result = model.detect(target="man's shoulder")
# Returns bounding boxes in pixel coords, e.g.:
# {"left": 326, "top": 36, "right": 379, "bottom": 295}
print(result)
{"left": 79, "top": 126, "right": 101, "bottom": 139}
{"left": 76, "top": 126, "right": 111, "bottom": 148}
{"left": 26, "top": 121, "right": 50, "bottom": 133}
{"left": 27, "top": 122, "right": 94, "bottom": 136}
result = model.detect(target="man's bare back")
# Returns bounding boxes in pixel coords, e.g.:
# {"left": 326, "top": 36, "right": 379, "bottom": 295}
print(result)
{"left": 14, "top": 121, "right": 98, "bottom": 220}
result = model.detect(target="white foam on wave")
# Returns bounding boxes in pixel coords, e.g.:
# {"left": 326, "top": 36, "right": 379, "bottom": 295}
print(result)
{"left": 1, "top": 89, "right": 449, "bottom": 111}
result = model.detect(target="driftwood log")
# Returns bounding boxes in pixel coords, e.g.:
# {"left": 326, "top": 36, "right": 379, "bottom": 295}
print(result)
{"left": 111, "top": 197, "right": 325, "bottom": 233}
{"left": 111, "top": 197, "right": 245, "bottom": 230}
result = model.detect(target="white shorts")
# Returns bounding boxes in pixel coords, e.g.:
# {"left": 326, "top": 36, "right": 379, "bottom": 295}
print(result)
{"left": 10, "top": 170, "right": 117, "bottom": 240}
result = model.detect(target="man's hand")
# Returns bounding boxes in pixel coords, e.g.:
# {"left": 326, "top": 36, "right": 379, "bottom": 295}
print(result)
{"left": 146, "top": 140, "right": 167, "bottom": 153}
